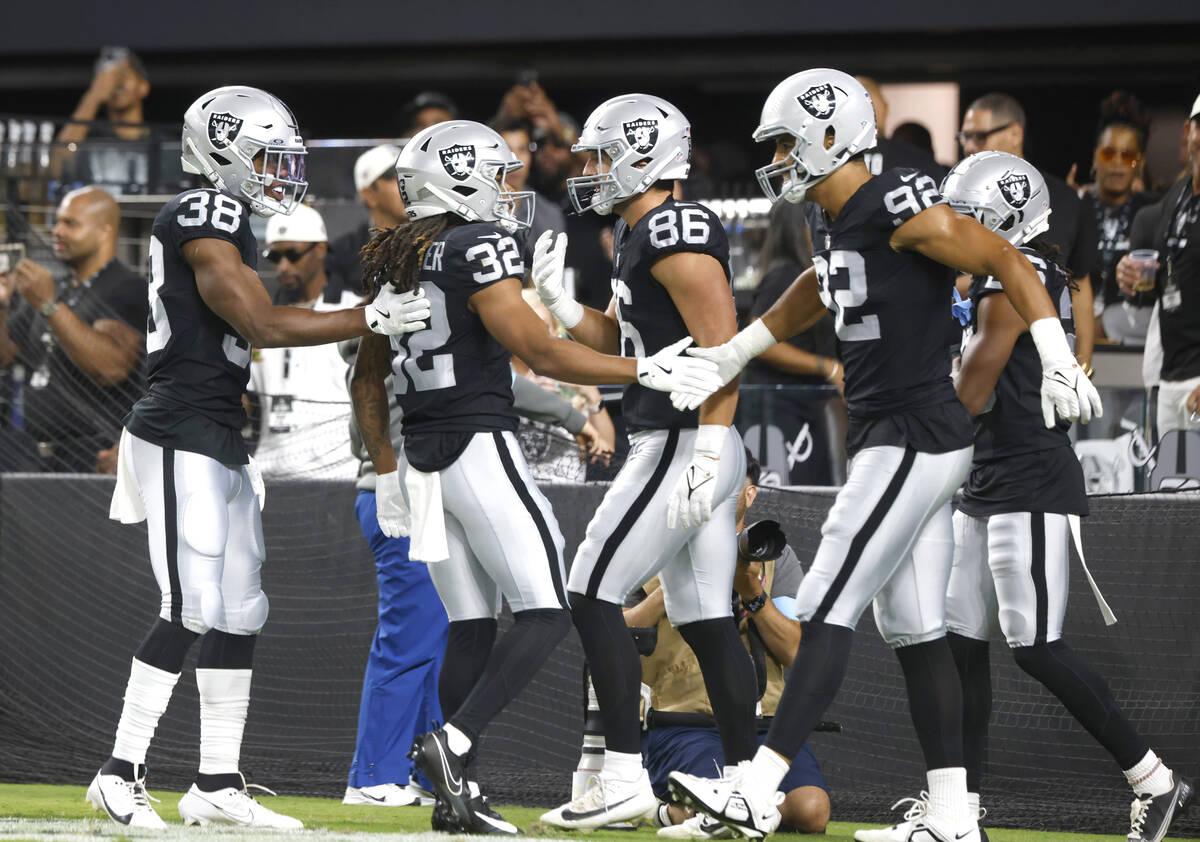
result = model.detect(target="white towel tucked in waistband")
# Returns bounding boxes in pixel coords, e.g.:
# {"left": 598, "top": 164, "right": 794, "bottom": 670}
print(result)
{"left": 405, "top": 466, "right": 449, "bottom": 563}
{"left": 108, "top": 428, "right": 147, "bottom": 524}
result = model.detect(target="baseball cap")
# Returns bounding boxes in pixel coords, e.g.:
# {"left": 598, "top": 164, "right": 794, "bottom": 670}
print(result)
{"left": 1191, "top": 93, "right": 1200, "bottom": 120}
{"left": 355, "top": 144, "right": 402, "bottom": 192}
{"left": 266, "top": 203, "right": 327, "bottom": 245}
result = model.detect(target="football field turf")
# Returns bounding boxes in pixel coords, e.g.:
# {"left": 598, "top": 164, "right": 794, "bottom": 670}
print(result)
{"left": 0, "top": 783, "right": 1165, "bottom": 842}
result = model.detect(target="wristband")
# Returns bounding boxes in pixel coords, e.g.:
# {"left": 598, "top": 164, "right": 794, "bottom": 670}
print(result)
{"left": 693, "top": 424, "right": 727, "bottom": 460}
{"left": 731, "top": 319, "right": 779, "bottom": 363}
{"left": 1029, "top": 317, "right": 1074, "bottom": 366}
{"left": 548, "top": 296, "right": 584, "bottom": 330}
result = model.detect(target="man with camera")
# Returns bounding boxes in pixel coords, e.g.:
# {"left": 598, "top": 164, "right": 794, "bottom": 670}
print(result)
{"left": 626, "top": 451, "right": 830, "bottom": 838}
{"left": 0, "top": 186, "right": 146, "bottom": 472}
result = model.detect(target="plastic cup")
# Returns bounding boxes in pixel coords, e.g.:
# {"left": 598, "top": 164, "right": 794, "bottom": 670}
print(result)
{"left": 1128, "top": 249, "right": 1159, "bottom": 292}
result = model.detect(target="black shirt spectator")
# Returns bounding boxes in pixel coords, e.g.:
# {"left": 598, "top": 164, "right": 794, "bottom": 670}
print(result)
{"left": 325, "top": 144, "right": 407, "bottom": 302}
{"left": 0, "top": 187, "right": 146, "bottom": 472}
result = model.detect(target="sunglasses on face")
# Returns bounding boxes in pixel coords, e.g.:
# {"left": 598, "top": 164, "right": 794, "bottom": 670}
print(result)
{"left": 956, "top": 121, "right": 1014, "bottom": 147}
{"left": 264, "top": 243, "right": 317, "bottom": 264}
{"left": 1096, "top": 146, "right": 1140, "bottom": 166}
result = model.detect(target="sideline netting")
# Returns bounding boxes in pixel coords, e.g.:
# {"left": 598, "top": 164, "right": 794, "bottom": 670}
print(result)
{"left": 0, "top": 415, "right": 1197, "bottom": 835}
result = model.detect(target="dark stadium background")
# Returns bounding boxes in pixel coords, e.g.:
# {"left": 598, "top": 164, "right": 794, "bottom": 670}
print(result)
{"left": 1, "top": 1, "right": 1198, "bottom": 185}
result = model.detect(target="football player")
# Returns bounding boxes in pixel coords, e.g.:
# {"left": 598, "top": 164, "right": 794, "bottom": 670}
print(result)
{"left": 666, "top": 69, "right": 1102, "bottom": 841}
{"left": 347, "top": 119, "right": 723, "bottom": 834}
{"left": 87, "top": 86, "right": 431, "bottom": 831}
{"left": 854, "top": 152, "right": 1191, "bottom": 842}
{"left": 532, "top": 94, "right": 759, "bottom": 830}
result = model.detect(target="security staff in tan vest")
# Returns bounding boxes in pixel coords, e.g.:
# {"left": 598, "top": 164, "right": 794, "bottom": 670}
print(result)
{"left": 627, "top": 451, "right": 831, "bottom": 838}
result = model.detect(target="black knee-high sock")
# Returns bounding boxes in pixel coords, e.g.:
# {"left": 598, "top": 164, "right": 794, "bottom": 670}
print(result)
{"left": 893, "top": 638, "right": 965, "bottom": 770}
{"left": 678, "top": 617, "right": 758, "bottom": 764}
{"left": 1012, "top": 639, "right": 1148, "bottom": 769}
{"left": 450, "top": 609, "right": 570, "bottom": 741}
{"left": 947, "top": 632, "right": 991, "bottom": 792}
{"left": 764, "top": 621, "right": 854, "bottom": 759}
{"left": 133, "top": 617, "right": 200, "bottom": 673}
{"left": 569, "top": 592, "right": 643, "bottom": 755}
{"left": 440, "top": 619, "right": 498, "bottom": 720}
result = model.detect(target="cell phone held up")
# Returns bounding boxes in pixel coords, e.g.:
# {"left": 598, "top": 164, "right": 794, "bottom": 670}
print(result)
{"left": 0, "top": 243, "right": 25, "bottom": 274}
{"left": 95, "top": 46, "right": 130, "bottom": 76}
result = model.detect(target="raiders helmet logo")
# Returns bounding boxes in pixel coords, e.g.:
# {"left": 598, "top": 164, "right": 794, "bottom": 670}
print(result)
{"left": 208, "top": 112, "right": 243, "bottom": 149}
{"left": 797, "top": 84, "right": 838, "bottom": 119}
{"left": 623, "top": 118, "right": 659, "bottom": 154}
{"left": 439, "top": 144, "right": 476, "bottom": 181}
{"left": 998, "top": 173, "right": 1031, "bottom": 208}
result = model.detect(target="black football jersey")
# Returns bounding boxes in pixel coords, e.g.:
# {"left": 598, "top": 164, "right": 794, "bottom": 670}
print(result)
{"left": 610, "top": 197, "right": 731, "bottom": 432}
{"left": 804, "top": 168, "right": 972, "bottom": 456}
{"left": 124, "top": 188, "right": 258, "bottom": 464}
{"left": 960, "top": 247, "right": 1086, "bottom": 516}
{"left": 392, "top": 222, "right": 521, "bottom": 466}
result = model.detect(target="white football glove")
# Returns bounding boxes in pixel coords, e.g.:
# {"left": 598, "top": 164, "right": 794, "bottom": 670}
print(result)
{"left": 365, "top": 285, "right": 432, "bottom": 335}
{"left": 671, "top": 320, "right": 779, "bottom": 411}
{"left": 375, "top": 469, "right": 411, "bottom": 538}
{"left": 531, "top": 229, "right": 583, "bottom": 329}
{"left": 1029, "top": 318, "right": 1103, "bottom": 427}
{"left": 637, "top": 337, "right": 723, "bottom": 400}
{"left": 667, "top": 425, "right": 726, "bottom": 529}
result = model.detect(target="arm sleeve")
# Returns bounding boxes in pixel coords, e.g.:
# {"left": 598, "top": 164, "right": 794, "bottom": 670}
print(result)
{"left": 512, "top": 374, "right": 587, "bottom": 433}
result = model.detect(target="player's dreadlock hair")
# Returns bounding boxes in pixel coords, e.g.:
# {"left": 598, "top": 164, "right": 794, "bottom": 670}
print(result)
{"left": 359, "top": 214, "right": 464, "bottom": 296}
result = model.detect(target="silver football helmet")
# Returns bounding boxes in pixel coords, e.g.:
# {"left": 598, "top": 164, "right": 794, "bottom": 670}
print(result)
{"left": 753, "top": 69, "right": 876, "bottom": 204}
{"left": 567, "top": 93, "right": 691, "bottom": 215}
{"left": 395, "top": 120, "right": 533, "bottom": 232}
{"left": 181, "top": 86, "right": 307, "bottom": 217}
{"left": 941, "top": 151, "right": 1051, "bottom": 246}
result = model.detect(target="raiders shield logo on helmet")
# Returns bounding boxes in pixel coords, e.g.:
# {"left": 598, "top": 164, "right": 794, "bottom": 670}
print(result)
{"left": 208, "top": 112, "right": 244, "bottom": 150}
{"left": 998, "top": 172, "right": 1031, "bottom": 208}
{"left": 439, "top": 145, "right": 476, "bottom": 181}
{"left": 797, "top": 84, "right": 838, "bottom": 119}
{"left": 623, "top": 118, "right": 659, "bottom": 154}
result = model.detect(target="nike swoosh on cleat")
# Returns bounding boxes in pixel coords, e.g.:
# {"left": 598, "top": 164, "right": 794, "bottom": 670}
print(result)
{"left": 474, "top": 811, "right": 518, "bottom": 833}
{"left": 434, "top": 739, "right": 465, "bottom": 797}
{"left": 96, "top": 788, "right": 133, "bottom": 825}
{"left": 954, "top": 832, "right": 974, "bottom": 840}
{"left": 359, "top": 791, "right": 388, "bottom": 803}
{"left": 560, "top": 793, "right": 639, "bottom": 821}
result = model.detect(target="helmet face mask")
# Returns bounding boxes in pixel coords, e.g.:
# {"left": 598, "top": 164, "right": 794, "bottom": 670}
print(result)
{"left": 181, "top": 86, "right": 308, "bottom": 218}
{"left": 396, "top": 121, "right": 535, "bottom": 232}
{"left": 567, "top": 94, "right": 691, "bottom": 216}
{"left": 941, "top": 151, "right": 1052, "bottom": 247}
{"left": 752, "top": 69, "right": 877, "bottom": 205}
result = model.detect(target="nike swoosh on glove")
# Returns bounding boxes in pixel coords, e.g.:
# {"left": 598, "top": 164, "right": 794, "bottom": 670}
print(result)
{"left": 366, "top": 285, "right": 432, "bottom": 335}
{"left": 637, "top": 337, "right": 723, "bottom": 399}
{"left": 531, "top": 229, "right": 583, "bottom": 329}
{"left": 375, "top": 470, "right": 411, "bottom": 538}
{"left": 1040, "top": 364, "right": 1102, "bottom": 427}
{"left": 1029, "top": 317, "right": 1103, "bottom": 427}
{"left": 667, "top": 425, "right": 726, "bottom": 529}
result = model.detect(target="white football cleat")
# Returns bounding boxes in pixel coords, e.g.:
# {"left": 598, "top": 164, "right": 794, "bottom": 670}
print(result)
{"left": 343, "top": 782, "right": 424, "bottom": 806}
{"left": 658, "top": 812, "right": 737, "bottom": 839}
{"left": 86, "top": 767, "right": 166, "bottom": 829}
{"left": 908, "top": 812, "right": 980, "bottom": 842}
{"left": 668, "top": 770, "right": 782, "bottom": 840}
{"left": 178, "top": 780, "right": 303, "bottom": 829}
{"left": 541, "top": 770, "right": 657, "bottom": 829}
{"left": 854, "top": 792, "right": 930, "bottom": 842}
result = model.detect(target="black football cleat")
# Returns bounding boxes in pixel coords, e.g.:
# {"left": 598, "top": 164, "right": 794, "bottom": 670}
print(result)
{"left": 1128, "top": 775, "right": 1194, "bottom": 842}
{"left": 410, "top": 729, "right": 473, "bottom": 830}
